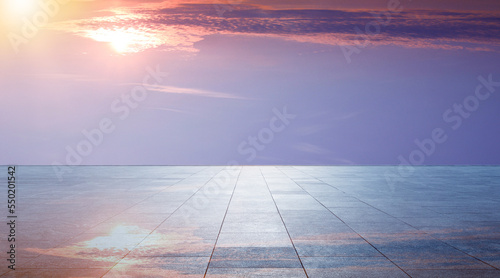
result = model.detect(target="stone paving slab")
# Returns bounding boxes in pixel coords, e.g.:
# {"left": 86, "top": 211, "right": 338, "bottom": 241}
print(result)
{"left": 0, "top": 166, "right": 499, "bottom": 277}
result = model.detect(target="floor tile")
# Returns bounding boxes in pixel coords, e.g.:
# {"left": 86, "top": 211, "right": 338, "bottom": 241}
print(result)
{"left": 205, "top": 267, "right": 306, "bottom": 277}
{"left": 301, "top": 256, "right": 408, "bottom": 278}
{"left": 3, "top": 165, "right": 499, "bottom": 277}
{"left": 210, "top": 247, "right": 302, "bottom": 268}
{"left": 294, "top": 239, "right": 382, "bottom": 257}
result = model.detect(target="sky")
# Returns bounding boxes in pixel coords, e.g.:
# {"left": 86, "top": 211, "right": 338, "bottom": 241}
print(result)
{"left": 1, "top": 0, "right": 500, "bottom": 167}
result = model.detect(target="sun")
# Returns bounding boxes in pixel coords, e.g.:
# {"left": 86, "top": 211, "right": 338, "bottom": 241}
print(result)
{"left": 83, "top": 28, "right": 134, "bottom": 53}
{"left": 5, "top": 0, "right": 38, "bottom": 15}
{"left": 83, "top": 27, "right": 154, "bottom": 54}
{"left": 109, "top": 32, "right": 133, "bottom": 53}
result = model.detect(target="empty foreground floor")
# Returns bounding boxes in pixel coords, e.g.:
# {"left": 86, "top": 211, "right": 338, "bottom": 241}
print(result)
{"left": 1, "top": 166, "right": 499, "bottom": 277}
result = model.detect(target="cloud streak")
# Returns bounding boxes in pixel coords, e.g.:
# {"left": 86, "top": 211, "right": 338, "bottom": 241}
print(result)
{"left": 49, "top": 3, "right": 500, "bottom": 53}
{"left": 144, "top": 106, "right": 187, "bottom": 113}
{"left": 142, "top": 84, "right": 246, "bottom": 99}
{"left": 292, "top": 142, "right": 331, "bottom": 155}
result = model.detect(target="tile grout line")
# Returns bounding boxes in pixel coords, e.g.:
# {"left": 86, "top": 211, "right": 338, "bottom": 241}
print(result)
{"left": 293, "top": 167, "right": 500, "bottom": 272}
{"left": 260, "top": 167, "right": 310, "bottom": 278}
{"left": 99, "top": 166, "right": 220, "bottom": 277}
{"left": 7, "top": 166, "right": 500, "bottom": 277}
{"left": 3, "top": 168, "right": 206, "bottom": 276}
{"left": 354, "top": 202, "right": 500, "bottom": 271}
{"left": 203, "top": 167, "right": 242, "bottom": 278}
{"left": 282, "top": 166, "right": 413, "bottom": 278}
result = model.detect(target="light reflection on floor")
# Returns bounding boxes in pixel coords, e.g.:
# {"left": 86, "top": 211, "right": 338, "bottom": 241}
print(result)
{"left": 1, "top": 166, "right": 499, "bottom": 277}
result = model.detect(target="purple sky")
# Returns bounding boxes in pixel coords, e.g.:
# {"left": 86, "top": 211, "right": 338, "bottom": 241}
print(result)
{"left": 1, "top": 0, "right": 500, "bottom": 166}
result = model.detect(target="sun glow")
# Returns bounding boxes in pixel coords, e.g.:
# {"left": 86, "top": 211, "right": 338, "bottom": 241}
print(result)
{"left": 82, "top": 26, "right": 168, "bottom": 54}
{"left": 108, "top": 31, "right": 134, "bottom": 53}
{"left": 48, "top": 9, "right": 212, "bottom": 54}
{"left": 84, "top": 27, "right": 141, "bottom": 53}
{"left": 5, "top": 0, "right": 38, "bottom": 15}
{"left": 82, "top": 225, "right": 147, "bottom": 251}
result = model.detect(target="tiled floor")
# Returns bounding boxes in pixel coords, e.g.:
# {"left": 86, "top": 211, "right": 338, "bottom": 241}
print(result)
{"left": 1, "top": 166, "right": 499, "bottom": 277}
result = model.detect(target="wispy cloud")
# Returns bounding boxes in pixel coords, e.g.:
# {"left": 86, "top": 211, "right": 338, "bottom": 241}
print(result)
{"left": 140, "top": 84, "right": 247, "bottom": 99}
{"left": 294, "top": 124, "right": 331, "bottom": 136}
{"left": 49, "top": 3, "right": 500, "bottom": 53}
{"left": 294, "top": 112, "right": 360, "bottom": 136}
{"left": 332, "top": 111, "right": 362, "bottom": 121}
{"left": 23, "top": 73, "right": 105, "bottom": 82}
{"left": 329, "top": 157, "right": 356, "bottom": 165}
{"left": 293, "top": 142, "right": 331, "bottom": 155}
{"left": 143, "top": 106, "right": 188, "bottom": 113}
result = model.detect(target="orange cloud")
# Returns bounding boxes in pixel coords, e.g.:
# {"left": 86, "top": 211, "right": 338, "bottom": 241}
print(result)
{"left": 45, "top": 3, "right": 500, "bottom": 54}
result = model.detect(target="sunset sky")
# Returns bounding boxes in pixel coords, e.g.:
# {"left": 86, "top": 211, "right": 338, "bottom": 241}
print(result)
{"left": 1, "top": 0, "right": 500, "bottom": 166}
